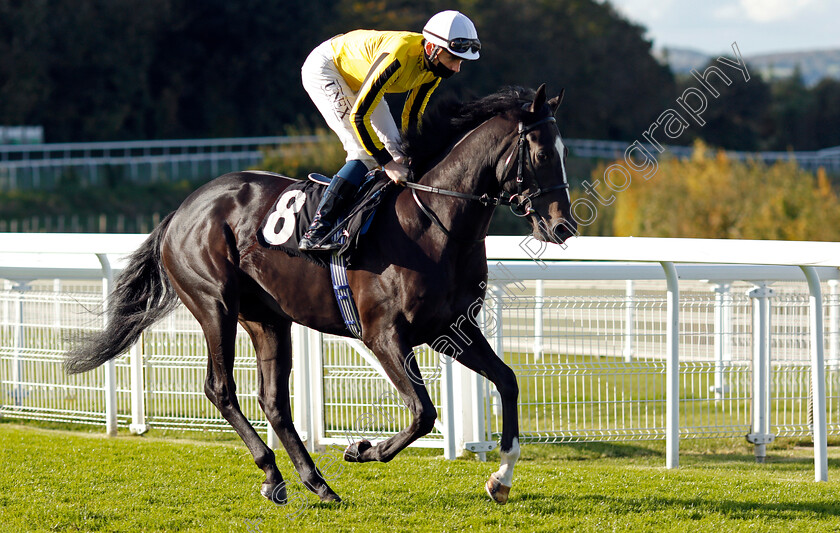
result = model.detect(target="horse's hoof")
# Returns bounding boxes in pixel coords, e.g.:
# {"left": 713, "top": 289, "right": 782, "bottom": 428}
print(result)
{"left": 485, "top": 472, "right": 511, "bottom": 505}
{"left": 261, "top": 482, "right": 287, "bottom": 505}
{"left": 319, "top": 490, "right": 342, "bottom": 503}
{"left": 344, "top": 439, "right": 372, "bottom": 462}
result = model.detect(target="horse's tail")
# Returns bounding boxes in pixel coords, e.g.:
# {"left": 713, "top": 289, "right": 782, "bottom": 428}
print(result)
{"left": 64, "top": 212, "right": 180, "bottom": 374}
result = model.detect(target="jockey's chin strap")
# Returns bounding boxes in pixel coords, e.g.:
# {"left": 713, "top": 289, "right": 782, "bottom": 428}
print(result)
{"left": 406, "top": 113, "right": 570, "bottom": 239}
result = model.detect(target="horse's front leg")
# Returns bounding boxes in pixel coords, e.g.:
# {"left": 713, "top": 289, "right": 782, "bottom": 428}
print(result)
{"left": 448, "top": 321, "right": 521, "bottom": 504}
{"left": 344, "top": 332, "right": 438, "bottom": 463}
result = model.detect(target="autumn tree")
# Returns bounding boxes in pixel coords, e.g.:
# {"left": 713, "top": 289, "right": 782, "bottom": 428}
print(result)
{"left": 609, "top": 141, "right": 840, "bottom": 240}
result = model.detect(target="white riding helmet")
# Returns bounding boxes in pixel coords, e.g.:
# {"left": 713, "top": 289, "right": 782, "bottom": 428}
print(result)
{"left": 422, "top": 10, "right": 481, "bottom": 61}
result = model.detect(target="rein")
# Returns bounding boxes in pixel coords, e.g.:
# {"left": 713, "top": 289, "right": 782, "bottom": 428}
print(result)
{"left": 407, "top": 113, "right": 570, "bottom": 239}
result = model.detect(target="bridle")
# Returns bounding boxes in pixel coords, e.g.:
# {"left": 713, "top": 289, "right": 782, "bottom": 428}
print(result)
{"left": 406, "top": 112, "right": 569, "bottom": 240}
{"left": 500, "top": 114, "right": 570, "bottom": 217}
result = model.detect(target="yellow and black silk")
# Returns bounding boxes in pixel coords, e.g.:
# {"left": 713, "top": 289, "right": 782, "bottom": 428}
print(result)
{"left": 330, "top": 30, "right": 441, "bottom": 166}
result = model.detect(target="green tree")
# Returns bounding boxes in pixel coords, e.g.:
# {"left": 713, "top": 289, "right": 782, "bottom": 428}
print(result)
{"left": 678, "top": 59, "right": 772, "bottom": 151}
{"left": 0, "top": 0, "right": 677, "bottom": 143}
{"left": 766, "top": 67, "right": 815, "bottom": 150}
{"left": 802, "top": 79, "right": 840, "bottom": 150}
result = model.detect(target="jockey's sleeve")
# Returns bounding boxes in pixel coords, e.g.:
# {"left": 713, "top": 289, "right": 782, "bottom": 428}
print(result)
{"left": 402, "top": 79, "right": 441, "bottom": 133}
{"left": 350, "top": 53, "right": 403, "bottom": 167}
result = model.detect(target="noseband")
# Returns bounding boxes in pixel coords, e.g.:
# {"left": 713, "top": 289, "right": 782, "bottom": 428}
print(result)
{"left": 406, "top": 113, "right": 569, "bottom": 239}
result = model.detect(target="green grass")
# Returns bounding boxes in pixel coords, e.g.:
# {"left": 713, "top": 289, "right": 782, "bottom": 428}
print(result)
{"left": 3, "top": 423, "right": 840, "bottom": 532}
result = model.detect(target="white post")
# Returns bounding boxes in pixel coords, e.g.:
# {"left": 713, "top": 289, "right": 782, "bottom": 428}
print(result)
{"left": 624, "top": 280, "right": 635, "bottom": 362}
{"left": 441, "top": 354, "right": 456, "bottom": 460}
{"left": 129, "top": 337, "right": 147, "bottom": 434}
{"left": 11, "top": 280, "right": 31, "bottom": 407}
{"left": 710, "top": 283, "right": 733, "bottom": 399}
{"left": 309, "top": 328, "right": 325, "bottom": 451}
{"left": 801, "top": 266, "right": 828, "bottom": 482}
{"left": 746, "top": 283, "right": 775, "bottom": 462}
{"left": 96, "top": 253, "right": 118, "bottom": 437}
{"left": 534, "top": 279, "right": 544, "bottom": 362}
{"left": 829, "top": 280, "right": 839, "bottom": 368}
{"left": 53, "top": 279, "right": 62, "bottom": 328}
{"left": 291, "top": 324, "right": 310, "bottom": 452}
{"left": 660, "top": 262, "right": 679, "bottom": 469}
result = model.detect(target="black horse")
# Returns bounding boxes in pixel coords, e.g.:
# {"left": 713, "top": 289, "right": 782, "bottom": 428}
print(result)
{"left": 65, "top": 84, "right": 576, "bottom": 506}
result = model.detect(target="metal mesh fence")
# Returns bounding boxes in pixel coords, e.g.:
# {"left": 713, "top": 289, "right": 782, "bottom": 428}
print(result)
{"left": 0, "top": 280, "right": 267, "bottom": 432}
{"left": 1, "top": 277, "right": 839, "bottom": 450}
{"left": 485, "top": 280, "right": 838, "bottom": 444}
{"left": 321, "top": 338, "right": 443, "bottom": 444}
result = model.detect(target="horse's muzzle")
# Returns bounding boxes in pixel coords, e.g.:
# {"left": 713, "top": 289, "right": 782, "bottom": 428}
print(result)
{"left": 551, "top": 219, "right": 577, "bottom": 244}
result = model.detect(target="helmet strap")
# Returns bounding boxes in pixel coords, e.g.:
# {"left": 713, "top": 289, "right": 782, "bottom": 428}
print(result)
{"left": 423, "top": 42, "right": 440, "bottom": 61}
{"left": 424, "top": 44, "right": 456, "bottom": 79}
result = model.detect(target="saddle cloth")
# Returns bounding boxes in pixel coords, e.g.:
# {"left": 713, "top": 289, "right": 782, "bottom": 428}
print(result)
{"left": 257, "top": 172, "right": 391, "bottom": 268}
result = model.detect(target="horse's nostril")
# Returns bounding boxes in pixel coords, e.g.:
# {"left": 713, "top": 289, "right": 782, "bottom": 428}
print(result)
{"left": 552, "top": 220, "right": 578, "bottom": 243}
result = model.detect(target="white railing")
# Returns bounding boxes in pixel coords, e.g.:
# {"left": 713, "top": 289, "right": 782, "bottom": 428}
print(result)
{"left": 2, "top": 136, "right": 838, "bottom": 191}
{"left": 1, "top": 234, "right": 840, "bottom": 482}
{"left": 0, "top": 136, "right": 319, "bottom": 190}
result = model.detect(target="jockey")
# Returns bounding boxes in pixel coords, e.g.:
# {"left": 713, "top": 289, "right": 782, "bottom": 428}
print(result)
{"left": 299, "top": 10, "right": 481, "bottom": 251}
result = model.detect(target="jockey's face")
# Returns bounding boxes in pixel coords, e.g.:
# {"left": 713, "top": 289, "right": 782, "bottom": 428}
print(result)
{"left": 424, "top": 41, "right": 464, "bottom": 76}
{"left": 437, "top": 49, "right": 463, "bottom": 74}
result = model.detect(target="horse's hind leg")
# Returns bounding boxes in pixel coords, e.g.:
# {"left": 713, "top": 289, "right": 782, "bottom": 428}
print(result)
{"left": 168, "top": 273, "right": 287, "bottom": 504}
{"left": 240, "top": 319, "right": 341, "bottom": 503}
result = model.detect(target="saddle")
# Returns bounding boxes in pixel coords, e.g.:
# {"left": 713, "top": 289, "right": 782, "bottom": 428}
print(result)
{"left": 257, "top": 171, "right": 392, "bottom": 269}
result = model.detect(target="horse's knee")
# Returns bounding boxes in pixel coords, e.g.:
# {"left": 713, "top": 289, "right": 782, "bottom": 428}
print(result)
{"left": 260, "top": 398, "right": 291, "bottom": 429}
{"left": 496, "top": 368, "right": 519, "bottom": 400}
{"left": 259, "top": 397, "right": 278, "bottom": 418}
{"left": 203, "top": 381, "right": 217, "bottom": 403}
{"left": 416, "top": 408, "right": 437, "bottom": 435}
{"left": 205, "top": 380, "right": 234, "bottom": 412}
{"left": 253, "top": 447, "right": 276, "bottom": 469}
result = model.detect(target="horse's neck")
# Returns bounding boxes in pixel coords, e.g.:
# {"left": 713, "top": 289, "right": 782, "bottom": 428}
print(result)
{"left": 420, "top": 122, "right": 506, "bottom": 193}
{"left": 410, "top": 121, "right": 512, "bottom": 242}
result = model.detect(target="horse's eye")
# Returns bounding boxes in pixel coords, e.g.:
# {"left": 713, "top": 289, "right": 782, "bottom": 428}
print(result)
{"left": 536, "top": 151, "right": 549, "bottom": 163}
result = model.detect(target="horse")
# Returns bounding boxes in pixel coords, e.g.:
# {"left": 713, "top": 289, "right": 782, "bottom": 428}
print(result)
{"left": 64, "top": 83, "right": 577, "bottom": 506}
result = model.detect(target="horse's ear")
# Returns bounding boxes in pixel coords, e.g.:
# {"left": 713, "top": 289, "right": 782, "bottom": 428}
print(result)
{"left": 530, "top": 83, "right": 547, "bottom": 113}
{"left": 548, "top": 88, "right": 565, "bottom": 116}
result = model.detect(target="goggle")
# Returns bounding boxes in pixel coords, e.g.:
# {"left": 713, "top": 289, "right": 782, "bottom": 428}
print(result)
{"left": 426, "top": 31, "right": 481, "bottom": 54}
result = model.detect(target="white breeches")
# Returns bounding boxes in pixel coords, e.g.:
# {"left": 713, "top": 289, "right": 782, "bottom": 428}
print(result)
{"left": 301, "top": 40, "right": 403, "bottom": 167}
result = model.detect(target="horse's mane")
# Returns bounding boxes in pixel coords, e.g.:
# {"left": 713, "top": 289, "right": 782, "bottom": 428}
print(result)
{"left": 402, "top": 86, "right": 536, "bottom": 177}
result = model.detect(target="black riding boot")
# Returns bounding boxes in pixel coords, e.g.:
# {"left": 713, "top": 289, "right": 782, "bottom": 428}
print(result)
{"left": 299, "top": 175, "right": 358, "bottom": 251}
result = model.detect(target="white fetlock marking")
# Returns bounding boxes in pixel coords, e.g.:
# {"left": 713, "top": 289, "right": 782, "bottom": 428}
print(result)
{"left": 494, "top": 437, "right": 520, "bottom": 487}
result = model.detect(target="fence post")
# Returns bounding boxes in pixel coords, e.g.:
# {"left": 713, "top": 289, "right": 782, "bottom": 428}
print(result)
{"left": 11, "top": 280, "right": 31, "bottom": 407}
{"left": 96, "top": 253, "right": 118, "bottom": 437}
{"left": 746, "top": 282, "right": 775, "bottom": 462}
{"left": 534, "top": 279, "right": 544, "bottom": 362}
{"left": 624, "top": 280, "right": 635, "bottom": 362}
{"left": 660, "top": 262, "right": 679, "bottom": 469}
{"left": 291, "top": 324, "right": 310, "bottom": 452}
{"left": 441, "top": 354, "right": 457, "bottom": 460}
{"left": 292, "top": 325, "right": 324, "bottom": 452}
{"left": 829, "top": 279, "right": 839, "bottom": 368}
{"left": 710, "top": 282, "right": 733, "bottom": 399}
{"left": 309, "top": 328, "right": 325, "bottom": 451}
{"left": 129, "top": 336, "right": 147, "bottom": 435}
{"left": 801, "top": 266, "right": 828, "bottom": 482}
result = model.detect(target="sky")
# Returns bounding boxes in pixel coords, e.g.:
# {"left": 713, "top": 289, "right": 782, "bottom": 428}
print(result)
{"left": 602, "top": 0, "right": 840, "bottom": 56}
